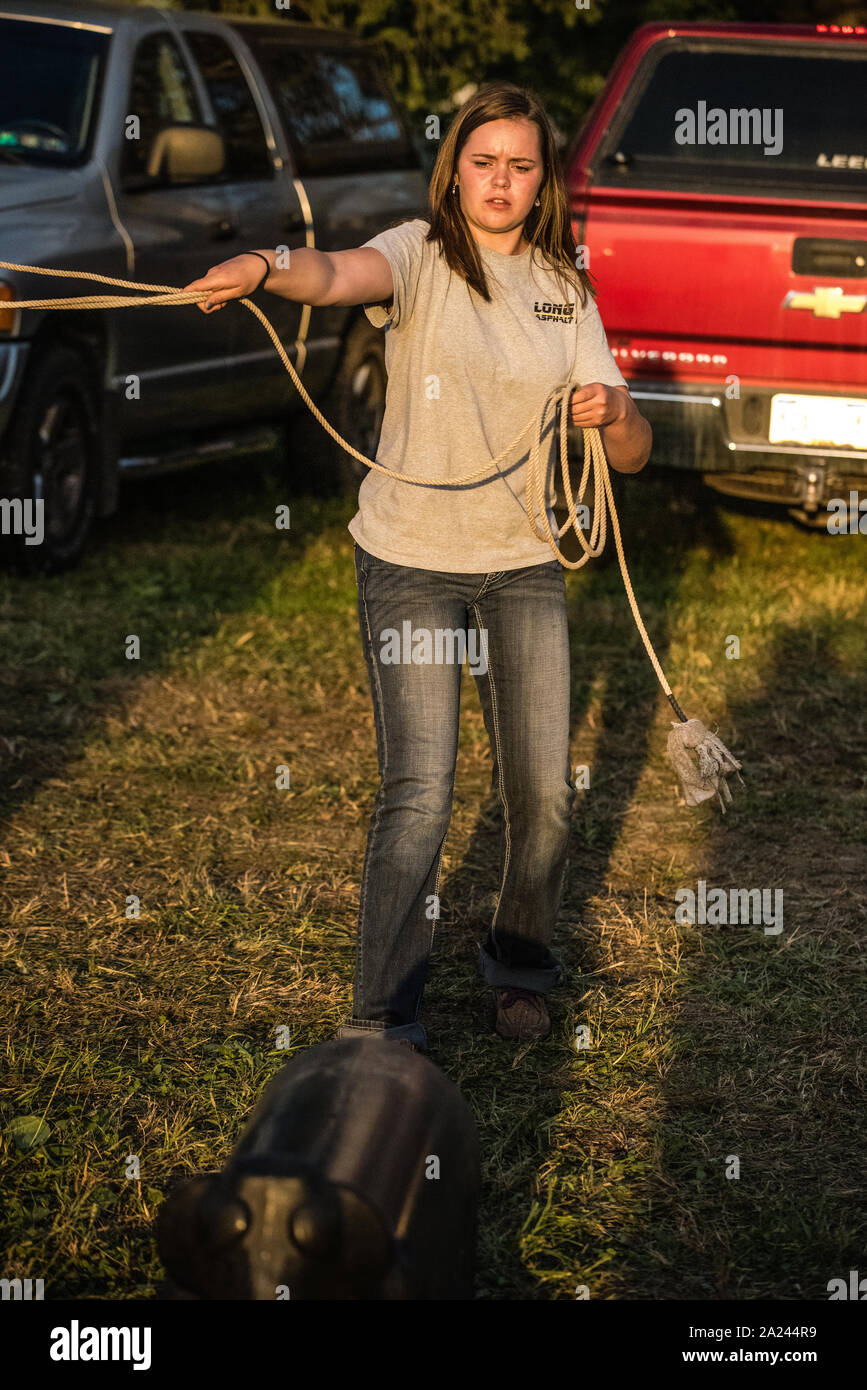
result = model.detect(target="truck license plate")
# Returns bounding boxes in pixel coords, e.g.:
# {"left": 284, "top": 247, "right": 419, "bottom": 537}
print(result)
{"left": 769, "top": 393, "right": 867, "bottom": 450}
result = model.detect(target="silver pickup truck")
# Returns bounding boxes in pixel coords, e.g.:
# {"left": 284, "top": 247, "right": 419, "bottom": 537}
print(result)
{"left": 0, "top": 0, "right": 428, "bottom": 570}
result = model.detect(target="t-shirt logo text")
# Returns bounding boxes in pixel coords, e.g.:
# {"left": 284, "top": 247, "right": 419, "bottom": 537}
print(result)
{"left": 534, "top": 301, "right": 575, "bottom": 323}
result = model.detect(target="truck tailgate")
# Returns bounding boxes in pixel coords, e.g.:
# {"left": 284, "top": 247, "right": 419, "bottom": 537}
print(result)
{"left": 581, "top": 190, "right": 867, "bottom": 389}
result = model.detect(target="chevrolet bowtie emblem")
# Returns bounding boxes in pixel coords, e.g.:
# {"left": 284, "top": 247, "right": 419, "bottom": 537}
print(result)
{"left": 783, "top": 287, "right": 867, "bottom": 319}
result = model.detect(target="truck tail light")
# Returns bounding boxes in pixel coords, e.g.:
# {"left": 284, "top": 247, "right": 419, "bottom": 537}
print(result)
{"left": 0, "top": 283, "right": 18, "bottom": 333}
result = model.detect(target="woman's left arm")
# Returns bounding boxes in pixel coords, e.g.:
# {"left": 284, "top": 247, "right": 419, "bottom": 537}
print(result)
{"left": 569, "top": 383, "right": 652, "bottom": 474}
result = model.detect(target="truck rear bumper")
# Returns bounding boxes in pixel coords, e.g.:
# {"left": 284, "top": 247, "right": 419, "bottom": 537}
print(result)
{"left": 629, "top": 381, "right": 867, "bottom": 516}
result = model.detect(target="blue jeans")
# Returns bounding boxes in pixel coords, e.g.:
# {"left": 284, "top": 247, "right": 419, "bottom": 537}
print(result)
{"left": 337, "top": 543, "right": 576, "bottom": 1050}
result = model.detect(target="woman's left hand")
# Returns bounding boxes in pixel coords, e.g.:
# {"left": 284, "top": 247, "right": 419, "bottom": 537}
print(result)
{"left": 568, "top": 382, "right": 628, "bottom": 429}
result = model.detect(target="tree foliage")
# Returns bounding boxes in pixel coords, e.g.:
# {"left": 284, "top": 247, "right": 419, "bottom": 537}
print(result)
{"left": 169, "top": 0, "right": 859, "bottom": 148}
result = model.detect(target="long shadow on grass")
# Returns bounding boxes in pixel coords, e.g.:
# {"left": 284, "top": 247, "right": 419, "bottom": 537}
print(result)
{"left": 423, "top": 466, "right": 737, "bottom": 1298}
{"left": 0, "top": 450, "right": 348, "bottom": 827}
{"left": 617, "top": 619, "right": 867, "bottom": 1300}
{"left": 0, "top": 451, "right": 355, "bottom": 1297}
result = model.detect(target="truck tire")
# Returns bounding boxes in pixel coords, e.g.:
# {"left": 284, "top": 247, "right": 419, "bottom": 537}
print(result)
{"left": 330, "top": 316, "right": 387, "bottom": 492}
{"left": 0, "top": 342, "right": 100, "bottom": 574}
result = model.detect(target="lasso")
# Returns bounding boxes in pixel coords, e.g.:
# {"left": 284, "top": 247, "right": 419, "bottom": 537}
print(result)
{"left": 0, "top": 259, "right": 743, "bottom": 809}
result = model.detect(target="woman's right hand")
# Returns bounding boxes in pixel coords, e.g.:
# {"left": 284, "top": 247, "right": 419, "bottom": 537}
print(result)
{"left": 182, "top": 254, "right": 269, "bottom": 314}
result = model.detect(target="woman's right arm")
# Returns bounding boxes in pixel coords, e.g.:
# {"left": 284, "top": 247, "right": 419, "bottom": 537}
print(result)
{"left": 183, "top": 247, "right": 394, "bottom": 315}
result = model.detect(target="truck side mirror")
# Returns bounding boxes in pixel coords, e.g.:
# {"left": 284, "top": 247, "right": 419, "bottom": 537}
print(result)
{"left": 146, "top": 125, "right": 225, "bottom": 184}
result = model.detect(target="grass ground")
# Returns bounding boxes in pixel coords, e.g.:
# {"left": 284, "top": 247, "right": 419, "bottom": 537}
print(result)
{"left": 1, "top": 452, "right": 864, "bottom": 1300}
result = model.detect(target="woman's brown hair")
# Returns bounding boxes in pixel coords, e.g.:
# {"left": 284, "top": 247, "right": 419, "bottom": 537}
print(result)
{"left": 425, "top": 81, "right": 596, "bottom": 309}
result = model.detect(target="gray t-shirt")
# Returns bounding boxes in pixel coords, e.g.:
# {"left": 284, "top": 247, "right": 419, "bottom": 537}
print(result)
{"left": 347, "top": 218, "right": 627, "bottom": 573}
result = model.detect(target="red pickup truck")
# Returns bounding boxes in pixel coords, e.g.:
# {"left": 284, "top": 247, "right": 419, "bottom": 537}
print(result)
{"left": 565, "top": 20, "right": 867, "bottom": 526}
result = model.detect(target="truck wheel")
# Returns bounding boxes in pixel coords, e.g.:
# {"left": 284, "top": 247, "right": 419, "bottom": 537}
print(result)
{"left": 331, "top": 317, "right": 387, "bottom": 491}
{"left": 0, "top": 342, "right": 100, "bottom": 574}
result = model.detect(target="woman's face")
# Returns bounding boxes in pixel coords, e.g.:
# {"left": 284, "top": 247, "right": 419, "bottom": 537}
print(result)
{"left": 454, "top": 117, "right": 544, "bottom": 241}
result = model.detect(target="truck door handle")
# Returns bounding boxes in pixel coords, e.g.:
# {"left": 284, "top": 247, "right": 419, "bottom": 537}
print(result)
{"left": 792, "top": 237, "right": 867, "bottom": 277}
{"left": 210, "top": 218, "right": 238, "bottom": 241}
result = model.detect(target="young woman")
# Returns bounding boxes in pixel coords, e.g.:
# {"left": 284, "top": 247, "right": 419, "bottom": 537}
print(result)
{"left": 185, "top": 82, "right": 651, "bottom": 1052}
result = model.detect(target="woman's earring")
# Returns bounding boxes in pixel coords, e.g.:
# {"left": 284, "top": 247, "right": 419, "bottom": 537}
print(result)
{"left": 534, "top": 197, "right": 541, "bottom": 206}
{"left": 452, "top": 182, "right": 458, "bottom": 194}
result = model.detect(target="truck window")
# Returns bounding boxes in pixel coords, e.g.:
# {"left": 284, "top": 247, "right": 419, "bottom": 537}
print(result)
{"left": 594, "top": 44, "right": 867, "bottom": 203}
{"left": 121, "top": 32, "right": 204, "bottom": 187}
{"left": 183, "top": 30, "right": 272, "bottom": 182}
{"left": 0, "top": 17, "right": 108, "bottom": 166}
{"left": 249, "top": 41, "right": 417, "bottom": 176}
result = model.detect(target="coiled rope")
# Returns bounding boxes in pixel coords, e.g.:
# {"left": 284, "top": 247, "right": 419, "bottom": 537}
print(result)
{"left": 0, "top": 260, "right": 745, "bottom": 807}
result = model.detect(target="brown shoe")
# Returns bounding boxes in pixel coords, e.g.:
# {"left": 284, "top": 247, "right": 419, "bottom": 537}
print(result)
{"left": 494, "top": 987, "right": 551, "bottom": 1040}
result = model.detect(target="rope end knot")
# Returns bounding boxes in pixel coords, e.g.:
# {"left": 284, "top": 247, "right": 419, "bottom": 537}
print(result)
{"left": 666, "top": 717, "right": 744, "bottom": 814}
